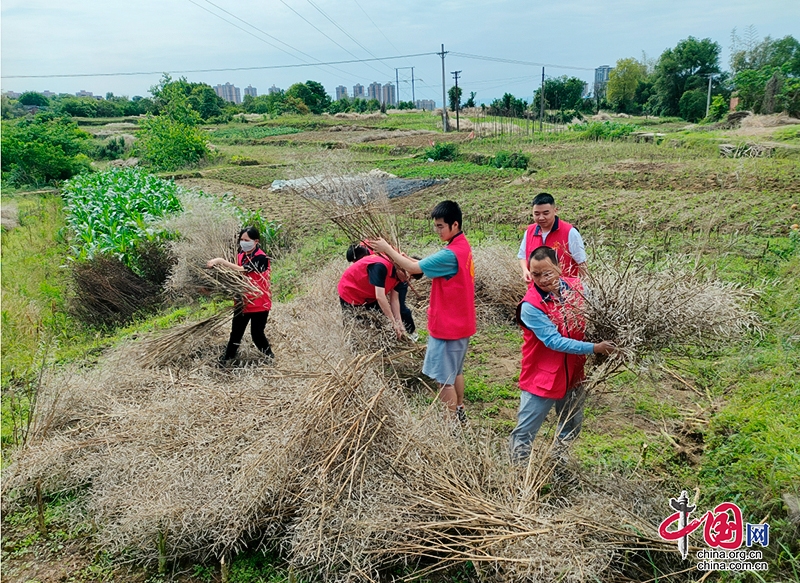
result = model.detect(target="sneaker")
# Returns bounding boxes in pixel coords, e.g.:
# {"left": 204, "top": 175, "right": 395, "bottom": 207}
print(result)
{"left": 409, "top": 332, "right": 420, "bottom": 342}
{"left": 455, "top": 405, "right": 468, "bottom": 425}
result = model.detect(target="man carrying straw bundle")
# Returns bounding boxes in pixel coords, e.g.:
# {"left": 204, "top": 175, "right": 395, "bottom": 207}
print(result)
{"left": 518, "top": 192, "right": 587, "bottom": 283}
{"left": 370, "top": 200, "right": 476, "bottom": 423}
{"left": 338, "top": 253, "right": 413, "bottom": 339}
{"left": 509, "top": 246, "right": 615, "bottom": 463}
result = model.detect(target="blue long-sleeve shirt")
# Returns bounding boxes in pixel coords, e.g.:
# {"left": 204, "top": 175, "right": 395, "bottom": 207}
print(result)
{"left": 519, "top": 299, "right": 595, "bottom": 355}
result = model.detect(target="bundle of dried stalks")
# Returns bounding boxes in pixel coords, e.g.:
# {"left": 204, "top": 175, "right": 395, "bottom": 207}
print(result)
{"left": 134, "top": 312, "right": 232, "bottom": 368}
{"left": 574, "top": 252, "right": 760, "bottom": 386}
{"left": 161, "top": 192, "right": 256, "bottom": 301}
{"left": 473, "top": 245, "right": 527, "bottom": 321}
{"left": 3, "top": 255, "right": 680, "bottom": 581}
{"left": 284, "top": 167, "right": 400, "bottom": 251}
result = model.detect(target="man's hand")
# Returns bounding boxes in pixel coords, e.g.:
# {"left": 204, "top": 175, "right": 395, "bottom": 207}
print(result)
{"left": 593, "top": 341, "right": 617, "bottom": 355}
{"left": 393, "top": 320, "right": 405, "bottom": 339}
{"left": 522, "top": 269, "right": 532, "bottom": 284}
{"left": 206, "top": 258, "right": 222, "bottom": 268}
{"left": 368, "top": 238, "right": 393, "bottom": 255}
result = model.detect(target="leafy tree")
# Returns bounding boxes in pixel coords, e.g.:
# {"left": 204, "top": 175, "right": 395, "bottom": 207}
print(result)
{"left": 286, "top": 81, "right": 330, "bottom": 114}
{"left": 707, "top": 94, "right": 728, "bottom": 121}
{"left": 534, "top": 76, "right": 586, "bottom": 111}
{"left": 149, "top": 74, "right": 225, "bottom": 121}
{"left": 1, "top": 113, "right": 92, "bottom": 186}
{"left": 464, "top": 91, "right": 476, "bottom": 108}
{"left": 679, "top": 89, "right": 707, "bottom": 122}
{"left": 488, "top": 93, "right": 528, "bottom": 117}
{"left": 731, "top": 34, "right": 800, "bottom": 115}
{"left": 18, "top": 92, "right": 50, "bottom": 107}
{"left": 607, "top": 58, "right": 646, "bottom": 113}
{"left": 652, "top": 37, "right": 721, "bottom": 116}
{"left": 59, "top": 97, "right": 98, "bottom": 118}
{"left": 448, "top": 85, "right": 463, "bottom": 111}
{"left": 2, "top": 95, "right": 26, "bottom": 119}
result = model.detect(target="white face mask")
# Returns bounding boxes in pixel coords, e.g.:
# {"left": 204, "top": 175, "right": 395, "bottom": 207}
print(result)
{"left": 240, "top": 240, "right": 256, "bottom": 252}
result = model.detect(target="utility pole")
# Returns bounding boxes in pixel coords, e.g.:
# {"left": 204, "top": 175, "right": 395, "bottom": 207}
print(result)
{"left": 394, "top": 66, "right": 416, "bottom": 106}
{"left": 395, "top": 69, "right": 400, "bottom": 107}
{"left": 451, "top": 70, "right": 462, "bottom": 131}
{"left": 439, "top": 44, "right": 448, "bottom": 132}
{"left": 539, "top": 67, "right": 545, "bottom": 132}
{"left": 705, "top": 75, "right": 714, "bottom": 119}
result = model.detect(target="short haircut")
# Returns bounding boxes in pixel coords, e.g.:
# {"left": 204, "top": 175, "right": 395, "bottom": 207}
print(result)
{"left": 431, "top": 200, "right": 462, "bottom": 229}
{"left": 532, "top": 192, "right": 555, "bottom": 207}
{"left": 529, "top": 245, "right": 558, "bottom": 266}
{"left": 239, "top": 226, "right": 260, "bottom": 240}
{"left": 346, "top": 244, "right": 371, "bottom": 262}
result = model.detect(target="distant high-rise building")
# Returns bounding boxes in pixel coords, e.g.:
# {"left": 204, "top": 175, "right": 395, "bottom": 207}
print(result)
{"left": 353, "top": 83, "right": 365, "bottom": 99}
{"left": 244, "top": 85, "right": 257, "bottom": 97}
{"left": 42, "top": 90, "right": 56, "bottom": 98}
{"left": 415, "top": 99, "right": 436, "bottom": 111}
{"left": 76, "top": 90, "right": 94, "bottom": 97}
{"left": 381, "top": 83, "right": 396, "bottom": 106}
{"left": 268, "top": 85, "right": 282, "bottom": 95}
{"left": 3, "top": 91, "right": 21, "bottom": 99}
{"left": 215, "top": 83, "right": 241, "bottom": 104}
{"left": 594, "top": 65, "right": 612, "bottom": 99}
{"left": 367, "top": 82, "right": 381, "bottom": 102}
{"left": 335, "top": 85, "right": 348, "bottom": 100}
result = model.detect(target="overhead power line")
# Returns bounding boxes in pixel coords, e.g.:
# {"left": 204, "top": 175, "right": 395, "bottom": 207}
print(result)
{"left": 278, "top": 0, "right": 387, "bottom": 79}
{"left": 1, "top": 53, "right": 437, "bottom": 79}
{"left": 191, "top": 0, "right": 358, "bottom": 83}
{"left": 450, "top": 52, "right": 594, "bottom": 72}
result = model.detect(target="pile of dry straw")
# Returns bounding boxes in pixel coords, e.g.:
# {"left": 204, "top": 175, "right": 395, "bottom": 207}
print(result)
{"left": 2, "top": 185, "right": 758, "bottom": 581}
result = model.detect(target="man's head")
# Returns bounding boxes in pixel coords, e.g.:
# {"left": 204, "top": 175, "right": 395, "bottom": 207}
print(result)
{"left": 531, "top": 192, "right": 557, "bottom": 232}
{"left": 346, "top": 244, "right": 371, "bottom": 263}
{"left": 528, "top": 245, "right": 561, "bottom": 292}
{"left": 431, "top": 200, "right": 462, "bottom": 242}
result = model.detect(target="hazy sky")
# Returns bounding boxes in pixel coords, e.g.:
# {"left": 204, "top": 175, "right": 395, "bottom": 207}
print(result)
{"left": 2, "top": 0, "right": 798, "bottom": 104}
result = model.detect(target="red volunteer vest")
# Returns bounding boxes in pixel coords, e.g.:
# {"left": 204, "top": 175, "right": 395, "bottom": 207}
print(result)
{"left": 338, "top": 255, "right": 399, "bottom": 306}
{"left": 517, "top": 277, "right": 586, "bottom": 399}
{"left": 524, "top": 217, "right": 579, "bottom": 278}
{"left": 238, "top": 248, "right": 272, "bottom": 313}
{"left": 427, "top": 232, "right": 476, "bottom": 340}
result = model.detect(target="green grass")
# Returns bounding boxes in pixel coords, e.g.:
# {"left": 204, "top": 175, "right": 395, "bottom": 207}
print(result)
{"left": 377, "top": 158, "right": 525, "bottom": 179}
{"left": 205, "top": 125, "right": 301, "bottom": 141}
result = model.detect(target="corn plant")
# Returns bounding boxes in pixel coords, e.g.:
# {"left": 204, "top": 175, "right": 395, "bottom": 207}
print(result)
{"left": 62, "top": 168, "right": 183, "bottom": 274}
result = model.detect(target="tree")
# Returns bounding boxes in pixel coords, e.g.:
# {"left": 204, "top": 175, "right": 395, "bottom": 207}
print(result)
{"left": 286, "top": 81, "right": 330, "bottom": 114}
{"left": 533, "top": 76, "right": 586, "bottom": 111}
{"left": 607, "top": 58, "right": 646, "bottom": 113}
{"left": 464, "top": 91, "right": 477, "bottom": 108}
{"left": 652, "top": 37, "right": 721, "bottom": 116}
{"left": 448, "top": 85, "right": 462, "bottom": 111}
{"left": 59, "top": 98, "right": 98, "bottom": 118}
{"left": 149, "top": 75, "right": 225, "bottom": 121}
{"left": 18, "top": 92, "right": 50, "bottom": 107}
{"left": 136, "top": 115, "right": 208, "bottom": 171}
{"left": 488, "top": 93, "right": 527, "bottom": 117}
{"left": 1, "top": 113, "right": 91, "bottom": 186}
{"left": 731, "top": 34, "right": 800, "bottom": 115}
{"left": 679, "top": 89, "right": 707, "bottom": 122}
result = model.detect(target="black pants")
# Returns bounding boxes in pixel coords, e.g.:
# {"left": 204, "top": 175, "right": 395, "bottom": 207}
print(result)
{"left": 396, "top": 282, "right": 416, "bottom": 334}
{"left": 224, "top": 310, "right": 272, "bottom": 360}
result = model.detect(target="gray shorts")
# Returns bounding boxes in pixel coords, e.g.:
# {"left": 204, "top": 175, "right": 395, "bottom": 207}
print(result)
{"left": 422, "top": 336, "right": 469, "bottom": 386}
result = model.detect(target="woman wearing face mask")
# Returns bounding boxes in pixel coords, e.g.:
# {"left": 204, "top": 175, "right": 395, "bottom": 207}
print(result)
{"left": 207, "top": 226, "right": 274, "bottom": 363}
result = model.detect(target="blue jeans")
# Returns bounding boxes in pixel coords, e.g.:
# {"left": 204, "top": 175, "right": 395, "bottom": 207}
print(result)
{"left": 508, "top": 385, "right": 585, "bottom": 462}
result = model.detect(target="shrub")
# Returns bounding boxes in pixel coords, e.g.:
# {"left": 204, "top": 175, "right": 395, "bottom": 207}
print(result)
{"left": 1, "top": 114, "right": 92, "bottom": 186}
{"left": 424, "top": 142, "right": 459, "bottom": 161}
{"left": 18, "top": 92, "right": 49, "bottom": 107}
{"left": 135, "top": 115, "right": 208, "bottom": 171}
{"left": 93, "top": 136, "right": 128, "bottom": 160}
{"left": 490, "top": 150, "right": 529, "bottom": 169}
{"left": 573, "top": 120, "right": 639, "bottom": 140}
